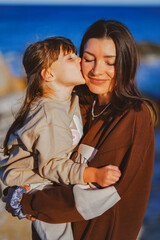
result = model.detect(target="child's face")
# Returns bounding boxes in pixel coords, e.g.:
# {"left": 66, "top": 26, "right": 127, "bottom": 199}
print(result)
{"left": 49, "top": 49, "right": 85, "bottom": 87}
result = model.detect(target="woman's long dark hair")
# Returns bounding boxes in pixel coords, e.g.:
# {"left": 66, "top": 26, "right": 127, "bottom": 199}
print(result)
{"left": 3, "top": 37, "right": 76, "bottom": 155}
{"left": 77, "top": 19, "right": 156, "bottom": 123}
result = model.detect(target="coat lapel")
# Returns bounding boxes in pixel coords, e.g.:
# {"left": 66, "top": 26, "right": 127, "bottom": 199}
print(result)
{"left": 81, "top": 110, "right": 129, "bottom": 151}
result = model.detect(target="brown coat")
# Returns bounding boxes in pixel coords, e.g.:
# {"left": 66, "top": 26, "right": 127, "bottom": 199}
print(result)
{"left": 22, "top": 103, "right": 155, "bottom": 240}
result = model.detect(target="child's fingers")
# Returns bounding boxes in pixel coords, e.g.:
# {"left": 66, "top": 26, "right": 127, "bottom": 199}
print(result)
{"left": 105, "top": 167, "right": 121, "bottom": 177}
{"left": 107, "top": 165, "right": 121, "bottom": 172}
{"left": 106, "top": 172, "right": 120, "bottom": 182}
{"left": 112, "top": 170, "right": 121, "bottom": 178}
{"left": 110, "top": 175, "right": 120, "bottom": 183}
{"left": 106, "top": 166, "right": 121, "bottom": 177}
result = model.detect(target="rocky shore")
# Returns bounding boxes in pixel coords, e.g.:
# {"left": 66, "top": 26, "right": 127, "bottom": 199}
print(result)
{"left": 0, "top": 41, "right": 160, "bottom": 239}
{"left": 136, "top": 42, "right": 160, "bottom": 61}
{"left": 0, "top": 91, "right": 31, "bottom": 240}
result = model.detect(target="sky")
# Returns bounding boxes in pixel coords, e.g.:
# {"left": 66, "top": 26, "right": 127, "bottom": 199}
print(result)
{"left": 0, "top": 0, "right": 160, "bottom": 5}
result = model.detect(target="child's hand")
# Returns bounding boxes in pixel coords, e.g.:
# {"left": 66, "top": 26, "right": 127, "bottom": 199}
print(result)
{"left": 83, "top": 165, "right": 121, "bottom": 187}
{"left": 95, "top": 165, "right": 121, "bottom": 187}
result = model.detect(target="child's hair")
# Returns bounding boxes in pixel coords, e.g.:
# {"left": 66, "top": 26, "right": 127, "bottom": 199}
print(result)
{"left": 3, "top": 36, "right": 77, "bottom": 155}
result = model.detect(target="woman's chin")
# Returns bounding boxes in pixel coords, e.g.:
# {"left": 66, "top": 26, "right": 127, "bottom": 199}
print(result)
{"left": 87, "top": 84, "right": 105, "bottom": 95}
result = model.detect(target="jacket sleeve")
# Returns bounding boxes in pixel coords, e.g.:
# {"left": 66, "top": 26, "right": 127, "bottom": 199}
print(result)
{"left": 21, "top": 184, "right": 85, "bottom": 223}
{"left": 0, "top": 124, "right": 86, "bottom": 186}
{"left": 0, "top": 148, "right": 47, "bottom": 187}
{"left": 35, "top": 124, "right": 87, "bottom": 185}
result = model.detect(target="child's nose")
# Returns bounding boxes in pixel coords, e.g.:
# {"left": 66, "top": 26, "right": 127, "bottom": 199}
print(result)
{"left": 76, "top": 56, "right": 81, "bottom": 63}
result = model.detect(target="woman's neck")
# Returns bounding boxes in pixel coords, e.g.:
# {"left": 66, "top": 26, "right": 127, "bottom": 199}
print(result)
{"left": 97, "top": 93, "right": 112, "bottom": 106}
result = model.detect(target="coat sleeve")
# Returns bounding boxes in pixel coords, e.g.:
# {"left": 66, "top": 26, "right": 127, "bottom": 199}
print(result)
{"left": 21, "top": 184, "right": 85, "bottom": 223}
{"left": 35, "top": 123, "right": 87, "bottom": 185}
{"left": 0, "top": 124, "right": 86, "bottom": 186}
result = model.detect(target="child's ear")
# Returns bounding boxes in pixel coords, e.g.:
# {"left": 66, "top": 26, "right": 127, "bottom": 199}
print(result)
{"left": 41, "top": 68, "right": 55, "bottom": 82}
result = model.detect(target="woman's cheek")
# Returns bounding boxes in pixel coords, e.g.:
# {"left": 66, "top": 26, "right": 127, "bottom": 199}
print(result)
{"left": 81, "top": 61, "right": 86, "bottom": 71}
{"left": 108, "top": 67, "right": 115, "bottom": 79}
{"left": 81, "top": 64, "right": 88, "bottom": 78}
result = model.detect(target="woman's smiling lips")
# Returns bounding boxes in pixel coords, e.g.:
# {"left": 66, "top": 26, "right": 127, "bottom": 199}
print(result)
{"left": 89, "top": 77, "right": 107, "bottom": 85}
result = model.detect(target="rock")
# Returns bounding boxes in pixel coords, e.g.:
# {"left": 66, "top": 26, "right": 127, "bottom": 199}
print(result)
{"left": 0, "top": 52, "right": 26, "bottom": 95}
{"left": 136, "top": 42, "right": 160, "bottom": 61}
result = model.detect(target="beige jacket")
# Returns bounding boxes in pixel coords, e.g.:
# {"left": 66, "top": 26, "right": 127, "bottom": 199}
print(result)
{"left": 0, "top": 95, "right": 87, "bottom": 186}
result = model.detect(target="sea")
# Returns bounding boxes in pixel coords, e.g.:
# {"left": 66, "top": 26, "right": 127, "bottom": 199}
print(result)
{"left": 0, "top": 5, "right": 160, "bottom": 100}
{"left": 0, "top": 5, "right": 160, "bottom": 239}
{"left": 0, "top": 5, "right": 160, "bottom": 96}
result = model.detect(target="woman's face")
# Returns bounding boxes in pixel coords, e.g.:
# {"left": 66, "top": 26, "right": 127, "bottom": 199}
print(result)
{"left": 81, "top": 38, "right": 116, "bottom": 103}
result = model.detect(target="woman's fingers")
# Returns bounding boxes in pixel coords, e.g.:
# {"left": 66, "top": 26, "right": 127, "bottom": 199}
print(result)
{"left": 26, "top": 214, "right": 36, "bottom": 221}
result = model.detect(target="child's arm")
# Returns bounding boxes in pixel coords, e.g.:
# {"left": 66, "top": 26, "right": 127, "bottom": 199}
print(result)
{"left": 83, "top": 165, "right": 121, "bottom": 187}
{"left": 36, "top": 124, "right": 121, "bottom": 187}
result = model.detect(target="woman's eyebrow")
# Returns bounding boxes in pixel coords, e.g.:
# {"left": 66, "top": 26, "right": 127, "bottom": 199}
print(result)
{"left": 84, "top": 51, "right": 116, "bottom": 58}
{"left": 83, "top": 51, "right": 95, "bottom": 57}
{"left": 104, "top": 55, "right": 116, "bottom": 58}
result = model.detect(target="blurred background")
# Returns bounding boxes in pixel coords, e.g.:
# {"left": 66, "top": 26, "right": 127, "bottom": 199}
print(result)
{"left": 0, "top": 0, "right": 160, "bottom": 239}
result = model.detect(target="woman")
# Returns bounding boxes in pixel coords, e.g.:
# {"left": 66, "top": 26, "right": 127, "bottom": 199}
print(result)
{"left": 3, "top": 19, "right": 156, "bottom": 240}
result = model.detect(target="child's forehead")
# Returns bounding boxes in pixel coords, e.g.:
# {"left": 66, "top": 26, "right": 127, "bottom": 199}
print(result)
{"left": 60, "top": 48, "right": 74, "bottom": 56}
{"left": 59, "top": 44, "right": 76, "bottom": 55}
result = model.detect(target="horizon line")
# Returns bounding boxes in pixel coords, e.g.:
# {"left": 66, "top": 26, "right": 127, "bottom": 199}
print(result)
{"left": 0, "top": 0, "right": 160, "bottom": 6}
{"left": 0, "top": 3, "right": 160, "bottom": 6}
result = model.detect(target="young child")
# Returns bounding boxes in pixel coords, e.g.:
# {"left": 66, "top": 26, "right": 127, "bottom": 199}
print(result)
{"left": 0, "top": 37, "right": 121, "bottom": 240}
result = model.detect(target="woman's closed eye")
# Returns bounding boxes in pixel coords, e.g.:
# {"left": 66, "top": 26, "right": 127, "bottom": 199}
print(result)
{"left": 105, "top": 62, "right": 115, "bottom": 66}
{"left": 84, "top": 57, "right": 95, "bottom": 62}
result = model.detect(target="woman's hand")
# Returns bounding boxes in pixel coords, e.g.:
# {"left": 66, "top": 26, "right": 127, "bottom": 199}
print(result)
{"left": 83, "top": 165, "right": 121, "bottom": 187}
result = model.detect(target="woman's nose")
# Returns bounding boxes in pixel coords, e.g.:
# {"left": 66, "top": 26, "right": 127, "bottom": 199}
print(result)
{"left": 92, "top": 61, "right": 103, "bottom": 75}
